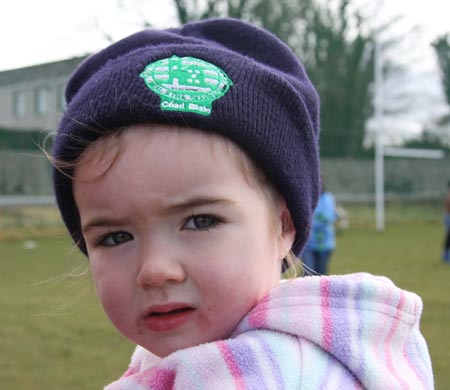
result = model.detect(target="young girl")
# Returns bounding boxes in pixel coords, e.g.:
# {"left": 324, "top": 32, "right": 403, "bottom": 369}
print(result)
{"left": 52, "top": 18, "right": 433, "bottom": 389}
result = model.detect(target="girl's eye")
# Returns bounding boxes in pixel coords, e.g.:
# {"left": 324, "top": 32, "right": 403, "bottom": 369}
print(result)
{"left": 183, "top": 215, "right": 222, "bottom": 231}
{"left": 96, "top": 231, "right": 133, "bottom": 247}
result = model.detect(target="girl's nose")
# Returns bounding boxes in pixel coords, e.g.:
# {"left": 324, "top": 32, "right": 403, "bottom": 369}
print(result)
{"left": 136, "top": 241, "right": 186, "bottom": 289}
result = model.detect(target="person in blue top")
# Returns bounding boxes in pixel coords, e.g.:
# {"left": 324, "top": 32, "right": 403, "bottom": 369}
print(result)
{"left": 302, "top": 181, "right": 337, "bottom": 275}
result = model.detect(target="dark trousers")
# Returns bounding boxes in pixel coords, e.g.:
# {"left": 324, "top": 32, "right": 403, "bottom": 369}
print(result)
{"left": 444, "top": 215, "right": 450, "bottom": 262}
{"left": 302, "top": 249, "right": 333, "bottom": 275}
{"left": 444, "top": 228, "right": 450, "bottom": 262}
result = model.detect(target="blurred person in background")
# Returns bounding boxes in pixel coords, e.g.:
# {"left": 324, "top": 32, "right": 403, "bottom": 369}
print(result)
{"left": 302, "top": 180, "right": 337, "bottom": 275}
{"left": 443, "top": 181, "right": 450, "bottom": 263}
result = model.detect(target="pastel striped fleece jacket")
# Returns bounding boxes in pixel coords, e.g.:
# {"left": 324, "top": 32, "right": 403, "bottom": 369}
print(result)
{"left": 105, "top": 273, "right": 433, "bottom": 389}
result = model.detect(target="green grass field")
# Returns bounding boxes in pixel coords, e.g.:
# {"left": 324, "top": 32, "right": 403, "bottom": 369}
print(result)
{"left": 1, "top": 202, "right": 449, "bottom": 389}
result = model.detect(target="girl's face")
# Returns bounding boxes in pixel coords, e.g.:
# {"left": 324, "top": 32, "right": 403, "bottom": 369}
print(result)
{"left": 73, "top": 125, "right": 295, "bottom": 357}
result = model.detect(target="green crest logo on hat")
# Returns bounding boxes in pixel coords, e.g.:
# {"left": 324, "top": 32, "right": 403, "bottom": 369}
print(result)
{"left": 140, "top": 55, "right": 233, "bottom": 116}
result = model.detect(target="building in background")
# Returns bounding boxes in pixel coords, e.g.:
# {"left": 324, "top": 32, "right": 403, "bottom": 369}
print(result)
{"left": 0, "top": 56, "right": 87, "bottom": 200}
{"left": 0, "top": 56, "right": 86, "bottom": 132}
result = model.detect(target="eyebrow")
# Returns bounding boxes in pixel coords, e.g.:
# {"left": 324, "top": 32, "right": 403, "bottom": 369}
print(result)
{"left": 81, "top": 216, "right": 131, "bottom": 234}
{"left": 81, "top": 196, "right": 234, "bottom": 234}
{"left": 164, "top": 196, "right": 235, "bottom": 214}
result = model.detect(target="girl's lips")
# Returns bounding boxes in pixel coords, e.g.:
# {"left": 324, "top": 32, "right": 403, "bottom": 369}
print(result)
{"left": 143, "top": 304, "right": 195, "bottom": 332}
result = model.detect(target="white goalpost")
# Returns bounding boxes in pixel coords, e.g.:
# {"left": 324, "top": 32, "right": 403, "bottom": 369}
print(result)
{"left": 371, "top": 1, "right": 446, "bottom": 230}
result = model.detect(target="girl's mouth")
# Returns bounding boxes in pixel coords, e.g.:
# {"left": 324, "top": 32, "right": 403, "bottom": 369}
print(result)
{"left": 144, "top": 306, "right": 195, "bottom": 332}
{"left": 149, "top": 307, "right": 194, "bottom": 317}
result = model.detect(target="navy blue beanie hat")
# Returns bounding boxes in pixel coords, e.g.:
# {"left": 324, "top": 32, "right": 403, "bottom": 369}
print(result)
{"left": 53, "top": 18, "right": 320, "bottom": 256}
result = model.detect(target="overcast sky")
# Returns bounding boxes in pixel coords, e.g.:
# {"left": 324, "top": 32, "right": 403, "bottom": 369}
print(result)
{"left": 0, "top": 0, "right": 176, "bottom": 71}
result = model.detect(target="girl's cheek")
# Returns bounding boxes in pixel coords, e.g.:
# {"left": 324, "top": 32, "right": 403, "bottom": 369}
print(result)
{"left": 93, "top": 270, "right": 129, "bottom": 315}
{"left": 90, "top": 259, "right": 120, "bottom": 294}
